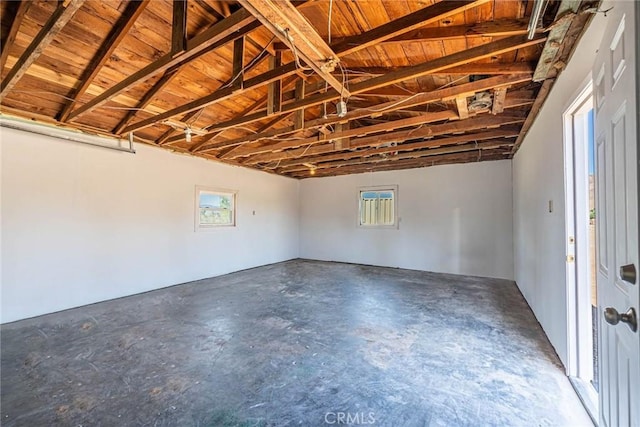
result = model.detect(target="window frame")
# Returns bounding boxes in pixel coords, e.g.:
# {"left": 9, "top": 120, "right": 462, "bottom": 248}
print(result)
{"left": 195, "top": 186, "right": 238, "bottom": 231}
{"left": 357, "top": 185, "right": 399, "bottom": 229}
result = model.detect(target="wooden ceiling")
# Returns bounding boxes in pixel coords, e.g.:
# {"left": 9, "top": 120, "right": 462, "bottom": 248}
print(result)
{"left": 0, "top": 0, "right": 597, "bottom": 178}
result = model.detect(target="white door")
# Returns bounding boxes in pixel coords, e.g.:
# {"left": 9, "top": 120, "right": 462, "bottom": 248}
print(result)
{"left": 593, "top": 1, "right": 639, "bottom": 426}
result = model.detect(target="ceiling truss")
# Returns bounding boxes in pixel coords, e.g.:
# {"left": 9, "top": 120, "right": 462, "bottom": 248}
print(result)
{"left": 0, "top": 0, "right": 600, "bottom": 178}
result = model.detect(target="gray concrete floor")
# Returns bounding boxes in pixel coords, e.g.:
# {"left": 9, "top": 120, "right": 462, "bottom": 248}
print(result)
{"left": 1, "top": 260, "right": 591, "bottom": 426}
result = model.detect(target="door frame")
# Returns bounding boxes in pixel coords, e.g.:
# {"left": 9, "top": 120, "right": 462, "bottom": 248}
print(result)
{"left": 563, "top": 75, "right": 598, "bottom": 419}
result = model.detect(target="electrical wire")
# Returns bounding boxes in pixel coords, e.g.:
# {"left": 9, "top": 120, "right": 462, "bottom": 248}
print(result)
{"left": 328, "top": 0, "right": 333, "bottom": 44}
{"left": 284, "top": 28, "right": 313, "bottom": 72}
{"left": 363, "top": 92, "right": 425, "bottom": 113}
{"left": 435, "top": 74, "right": 471, "bottom": 90}
{"left": 342, "top": 67, "right": 416, "bottom": 96}
{"left": 264, "top": 158, "right": 283, "bottom": 170}
{"left": 218, "top": 35, "right": 277, "bottom": 91}
{"left": 262, "top": 135, "right": 309, "bottom": 142}
{"left": 8, "top": 90, "right": 152, "bottom": 111}
{"left": 299, "top": 143, "right": 314, "bottom": 158}
{"left": 338, "top": 62, "right": 349, "bottom": 102}
{"left": 187, "top": 107, "right": 205, "bottom": 126}
{"left": 232, "top": 126, "right": 259, "bottom": 134}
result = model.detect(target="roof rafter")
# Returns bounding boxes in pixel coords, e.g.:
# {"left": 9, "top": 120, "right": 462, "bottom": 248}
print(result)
{"left": 58, "top": 0, "right": 150, "bottom": 122}
{"left": 238, "top": 0, "right": 347, "bottom": 96}
{"left": 171, "top": 0, "right": 188, "bottom": 56}
{"left": 225, "top": 110, "right": 460, "bottom": 159}
{"left": 279, "top": 139, "right": 513, "bottom": 173}
{"left": 150, "top": 49, "right": 274, "bottom": 145}
{"left": 65, "top": 8, "right": 258, "bottom": 120}
{"left": 0, "top": 1, "right": 30, "bottom": 72}
{"left": 337, "top": 62, "right": 536, "bottom": 77}
{"left": 331, "top": 0, "right": 492, "bottom": 57}
{"left": 116, "top": 0, "right": 493, "bottom": 136}
{"left": 250, "top": 128, "right": 519, "bottom": 167}
{"left": 120, "top": 62, "right": 300, "bottom": 134}
{"left": 199, "top": 34, "right": 544, "bottom": 135}
{"left": 0, "top": 0, "right": 86, "bottom": 99}
{"left": 289, "top": 150, "right": 508, "bottom": 178}
{"left": 229, "top": 114, "right": 525, "bottom": 159}
{"left": 195, "top": 73, "right": 533, "bottom": 153}
{"left": 274, "top": 17, "right": 538, "bottom": 51}
{"left": 181, "top": 76, "right": 299, "bottom": 151}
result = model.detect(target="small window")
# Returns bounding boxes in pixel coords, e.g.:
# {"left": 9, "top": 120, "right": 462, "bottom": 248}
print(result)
{"left": 196, "top": 186, "right": 236, "bottom": 230}
{"left": 358, "top": 185, "right": 398, "bottom": 228}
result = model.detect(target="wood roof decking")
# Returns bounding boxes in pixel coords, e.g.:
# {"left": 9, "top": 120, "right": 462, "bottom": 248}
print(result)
{"left": 0, "top": 0, "right": 598, "bottom": 178}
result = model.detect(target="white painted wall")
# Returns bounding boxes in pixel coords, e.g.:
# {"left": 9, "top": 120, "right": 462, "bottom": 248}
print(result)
{"left": 0, "top": 127, "right": 299, "bottom": 323}
{"left": 512, "top": 13, "right": 606, "bottom": 367}
{"left": 299, "top": 160, "right": 514, "bottom": 280}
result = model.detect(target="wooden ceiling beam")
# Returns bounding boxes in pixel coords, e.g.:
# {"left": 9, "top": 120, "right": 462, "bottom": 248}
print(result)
{"left": 171, "top": 0, "right": 188, "bottom": 55}
{"left": 152, "top": 48, "right": 273, "bottom": 146}
{"left": 58, "top": 0, "right": 150, "bottom": 122}
{"left": 269, "top": 131, "right": 518, "bottom": 169}
{"left": 120, "top": 35, "right": 271, "bottom": 139}
{"left": 249, "top": 142, "right": 336, "bottom": 165}
{"left": 334, "top": 122, "right": 350, "bottom": 150}
{"left": 113, "top": 68, "right": 179, "bottom": 135}
{"left": 197, "top": 73, "right": 532, "bottom": 153}
{"left": 201, "top": 35, "right": 543, "bottom": 134}
{"left": 293, "top": 79, "right": 305, "bottom": 130}
{"left": 492, "top": 87, "right": 507, "bottom": 114}
{"left": 66, "top": 8, "right": 258, "bottom": 121}
{"left": 280, "top": 141, "right": 512, "bottom": 173}
{"left": 0, "top": 1, "right": 30, "bottom": 73}
{"left": 291, "top": 154, "right": 508, "bottom": 178}
{"left": 232, "top": 36, "right": 245, "bottom": 92}
{"left": 238, "top": 0, "right": 348, "bottom": 97}
{"left": 267, "top": 52, "right": 283, "bottom": 115}
{"left": 289, "top": 150, "right": 508, "bottom": 178}
{"left": 332, "top": 36, "right": 543, "bottom": 100}
{"left": 251, "top": 126, "right": 520, "bottom": 167}
{"left": 455, "top": 97, "right": 470, "bottom": 119}
{"left": 337, "top": 62, "right": 536, "bottom": 77}
{"left": 125, "top": 58, "right": 305, "bottom": 135}
{"left": 115, "top": 0, "right": 495, "bottom": 137}
{"left": 329, "top": 18, "right": 534, "bottom": 49}
{"left": 234, "top": 114, "right": 523, "bottom": 159}
{"left": 0, "top": 0, "right": 85, "bottom": 99}
{"left": 181, "top": 75, "right": 299, "bottom": 151}
{"left": 331, "top": 0, "right": 492, "bottom": 57}
{"left": 224, "top": 109, "right": 459, "bottom": 159}
{"left": 121, "top": 62, "right": 300, "bottom": 134}
{"left": 343, "top": 116, "right": 523, "bottom": 150}
{"left": 257, "top": 112, "right": 294, "bottom": 134}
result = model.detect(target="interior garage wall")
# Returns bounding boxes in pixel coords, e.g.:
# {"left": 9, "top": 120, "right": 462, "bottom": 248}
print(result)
{"left": 512, "top": 13, "right": 606, "bottom": 368}
{"left": 0, "top": 127, "right": 299, "bottom": 323}
{"left": 299, "top": 160, "right": 514, "bottom": 280}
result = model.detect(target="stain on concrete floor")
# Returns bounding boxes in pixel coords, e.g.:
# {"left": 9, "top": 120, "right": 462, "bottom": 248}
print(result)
{"left": 1, "top": 260, "right": 592, "bottom": 426}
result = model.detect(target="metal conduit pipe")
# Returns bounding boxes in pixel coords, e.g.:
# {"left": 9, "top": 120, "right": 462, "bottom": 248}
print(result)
{"left": 0, "top": 115, "right": 136, "bottom": 154}
{"left": 527, "top": 0, "right": 548, "bottom": 39}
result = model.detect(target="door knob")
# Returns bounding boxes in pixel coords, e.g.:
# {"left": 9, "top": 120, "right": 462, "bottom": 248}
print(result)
{"left": 619, "top": 263, "right": 636, "bottom": 284}
{"left": 604, "top": 307, "right": 638, "bottom": 332}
